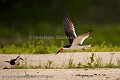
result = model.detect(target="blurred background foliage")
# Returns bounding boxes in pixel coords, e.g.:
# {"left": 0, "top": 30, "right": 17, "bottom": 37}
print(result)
{"left": 0, "top": 0, "right": 120, "bottom": 52}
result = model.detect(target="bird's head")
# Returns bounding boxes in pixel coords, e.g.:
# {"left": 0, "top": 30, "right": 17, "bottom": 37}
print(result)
{"left": 55, "top": 48, "right": 63, "bottom": 55}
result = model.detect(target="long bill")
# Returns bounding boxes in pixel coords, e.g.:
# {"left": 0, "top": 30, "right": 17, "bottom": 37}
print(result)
{"left": 55, "top": 48, "right": 63, "bottom": 55}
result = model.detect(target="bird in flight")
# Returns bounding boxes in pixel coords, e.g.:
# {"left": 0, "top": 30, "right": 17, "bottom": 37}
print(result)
{"left": 4, "top": 55, "right": 23, "bottom": 65}
{"left": 55, "top": 14, "right": 93, "bottom": 55}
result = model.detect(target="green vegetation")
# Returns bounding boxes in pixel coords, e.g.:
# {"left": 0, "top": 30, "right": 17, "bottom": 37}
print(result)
{"left": 0, "top": 40, "right": 120, "bottom": 54}
{"left": 0, "top": 24, "right": 120, "bottom": 54}
{"left": 8, "top": 53, "right": 120, "bottom": 69}
{"left": 67, "top": 58, "right": 76, "bottom": 68}
{"left": 0, "top": 40, "right": 58, "bottom": 54}
{"left": 0, "top": 0, "right": 120, "bottom": 53}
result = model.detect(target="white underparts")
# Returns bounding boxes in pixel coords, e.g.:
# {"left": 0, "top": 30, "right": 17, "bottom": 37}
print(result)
{"left": 63, "top": 45, "right": 91, "bottom": 50}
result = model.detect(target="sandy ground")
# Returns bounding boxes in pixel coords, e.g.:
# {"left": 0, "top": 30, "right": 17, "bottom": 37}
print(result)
{"left": 0, "top": 52, "right": 120, "bottom": 68}
{"left": 0, "top": 52, "right": 120, "bottom": 80}
{"left": 0, "top": 69, "right": 120, "bottom": 80}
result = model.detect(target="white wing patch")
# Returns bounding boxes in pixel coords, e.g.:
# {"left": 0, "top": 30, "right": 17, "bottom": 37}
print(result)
{"left": 72, "top": 34, "right": 89, "bottom": 45}
{"left": 80, "top": 35, "right": 89, "bottom": 45}
{"left": 72, "top": 30, "right": 92, "bottom": 45}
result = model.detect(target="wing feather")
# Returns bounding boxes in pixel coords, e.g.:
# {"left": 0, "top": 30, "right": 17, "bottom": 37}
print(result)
{"left": 63, "top": 14, "right": 77, "bottom": 44}
{"left": 72, "top": 30, "right": 93, "bottom": 45}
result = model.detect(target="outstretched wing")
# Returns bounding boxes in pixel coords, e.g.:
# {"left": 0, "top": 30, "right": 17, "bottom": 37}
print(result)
{"left": 72, "top": 30, "right": 93, "bottom": 45}
{"left": 63, "top": 14, "right": 77, "bottom": 44}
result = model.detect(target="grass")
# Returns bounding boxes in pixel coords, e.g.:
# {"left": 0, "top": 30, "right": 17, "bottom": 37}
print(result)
{"left": 67, "top": 58, "right": 76, "bottom": 68}
{"left": 8, "top": 53, "right": 120, "bottom": 69}
{"left": 0, "top": 23, "right": 120, "bottom": 54}
{"left": 0, "top": 40, "right": 58, "bottom": 54}
{"left": 0, "top": 40, "right": 120, "bottom": 54}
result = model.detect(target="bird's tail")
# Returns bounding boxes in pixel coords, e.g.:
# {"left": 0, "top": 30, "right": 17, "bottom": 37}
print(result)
{"left": 83, "top": 45, "right": 91, "bottom": 49}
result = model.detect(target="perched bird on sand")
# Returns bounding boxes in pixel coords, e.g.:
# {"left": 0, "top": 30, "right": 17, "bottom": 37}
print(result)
{"left": 55, "top": 14, "right": 93, "bottom": 55}
{"left": 4, "top": 55, "right": 23, "bottom": 65}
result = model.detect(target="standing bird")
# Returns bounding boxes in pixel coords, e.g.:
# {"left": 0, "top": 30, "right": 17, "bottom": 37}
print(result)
{"left": 55, "top": 14, "right": 93, "bottom": 55}
{"left": 4, "top": 55, "right": 23, "bottom": 65}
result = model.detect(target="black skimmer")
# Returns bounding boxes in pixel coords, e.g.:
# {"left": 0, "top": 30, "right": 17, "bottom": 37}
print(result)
{"left": 55, "top": 14, "right": 93, "bottom": 55}
{"left": 4, "top": 55, "right": 23, "bottom": 65}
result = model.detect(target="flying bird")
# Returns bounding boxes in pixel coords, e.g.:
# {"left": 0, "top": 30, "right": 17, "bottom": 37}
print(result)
{"left": 55, "top": 14, "right": 93, "bottom": 55}
{"left": 4, "top": 55, "right": 23, "bottom": 65}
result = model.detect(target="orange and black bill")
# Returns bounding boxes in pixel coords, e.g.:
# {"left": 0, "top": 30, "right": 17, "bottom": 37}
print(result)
{"left": 55, "top": 50, "right": 61, "bottom": 55}
{"left": 55, "top": 48, "right": 63, "bottom": 55}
